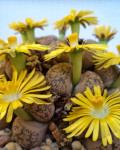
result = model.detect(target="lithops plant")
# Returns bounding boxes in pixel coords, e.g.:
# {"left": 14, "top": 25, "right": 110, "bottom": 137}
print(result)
{"left": 45, "top": 33, "right": 108, "bottom": 87}
{"left": 82, "top": 39, "right": 98, "bottom": 69}
{"left": 93, "top": 49, "right": 120, "bottom": 88}
{"left": 93, "top": 25, "right": 117, "bottom": 45}
{"left": 25, "top": 103, "right": 55, "bottom": 123}
{"left": 46, "top": 63, "right": 73, "bottom": 96}
{"left": 12, "top": 117, "right": 48, "bottom": 149}
{"left": 94, "top": 65, "right": 119, "bottom": 88}
{"left": 63, "top": 86, "right": 120, "bottom": 147}
{"left": 9, "top": 18, "right": 48, "bottom": 43}
{"left": 74, "top": 71, "right": 104, "bottom": 94}
{"left": 36, "top": 35, "right": 58, "bottom": 45}
{"left": 49, "top": 40, "right": 71, "bottom": 63}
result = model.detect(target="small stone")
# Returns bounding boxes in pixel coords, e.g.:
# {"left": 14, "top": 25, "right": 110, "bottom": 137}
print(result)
{"left": 81, "top": 145, "right": 86, "bottom": 150}
{"left": 0, "top": 148, "right": 8, "bottom": 150}
{"left": 72, "top": 141, "right": 82, "bottom": 150}
{"left": 12, "top": 117, "right": 48, "bottom": 149}
{"left": 36, "top": 35, "right": 58, "bottom": 45}
{"left": 46, "top": 138, "right": 52, "bottom": 145}
{"left": 46, "top": 63, "right": 73, "bottom": 96}
{"left": 74, "top": 71, "right": 104, "bottom": 94}
{"left": 0, "top": 128, "right": 11, "bottom": 136}
{"left": 41, "top": 145, "right": 52, "bottom": 150}
{"left": 50, "top": 143, "right": 59, "bottom": 150}
{"left": 0, "top": 135, "right": 11, "bottom": 147}
{"left": 5, "top": 142, "right": 22, "bottom": 150}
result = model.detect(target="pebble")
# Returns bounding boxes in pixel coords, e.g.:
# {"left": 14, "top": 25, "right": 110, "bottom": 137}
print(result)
{"left": 5, "top": 142, "right": 22, "bottom": 150}
{"left": 0, "top": 128, "right": 11, "bottom": 136}
{"left": 41, "top": 145, "right": 52, "bottom": 150}
{"left": 50, "top": 143, "right": 59, "bottom": 150}
{"left": 81, "top": 145, "right": 86, "bottom": 150}
{"left": 0, "top": 135, "right": 11, "bottom": 147}
{"left": 46, "top": 139, "right": 52, "bottom": 145}
{"left": 72, "top": 141, "right": 82, "bottom": 150}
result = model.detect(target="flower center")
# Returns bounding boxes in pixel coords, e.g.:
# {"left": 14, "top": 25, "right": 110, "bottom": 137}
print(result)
{"left": 91, "top": 95, "right": 103, "bottom": 108}
{"left": 68, "top": 33, "right": 78, "bottom": 47}
{"left": 1, "top": 82, "right": 21, "bottom": 102}
{"left": 90, "top": 96, "right": 109, "bottom": 119}
{"left": 8, "top": 36, "right": 17, "bottom": 49}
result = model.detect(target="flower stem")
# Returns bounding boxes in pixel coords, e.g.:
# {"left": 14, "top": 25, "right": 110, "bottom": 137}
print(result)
{"left": 70, "top": 49, "right": 82, "bottom": 86}
{"left": 26, "top": 28, "right": 35, "bottom": 43}
{"left": 111, "top": 75, "right": 120, "bottom": 88}
{"left": 21, "top": 32, "right": 28, "bottom": 43}
{"left": 14, "top": 107, "right": 33, "bottom": 121}
{"left": 99, "top": 39, "right": 108, "bottom": 45}
{"left": 70, "top": 21, "right": 80, "bottom": 36}
{"left": 10, "top": 52, "right": 26, "bottom": 75}
{"left": 59, "top": 30, "right": 65, "bottom": 40}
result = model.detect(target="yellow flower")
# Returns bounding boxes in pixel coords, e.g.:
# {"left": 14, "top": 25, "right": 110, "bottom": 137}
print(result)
{"left": 0, "top": 39, "right": 4, "bottom": 48}
{"left": 0, "top": 68, "right": 52, "bottom": 123}
{"left": 54, "top": 19, "right": 70, "bottom": 31}
{"left": 0, "top": 36, "right": 50, "bottom": 57}
{"left": 44, "top": 33, "right": 108, "bottom": 61}
{"left": 64, "top": 86, "right": 120, "bottom": 146}
{"left": 9, "top": 18, "right": 48, "bottom": 33}
{"left": 25, "top": 18, "right": 48, "bottom": 28}
{"left": 94, "top": 25, "right": 117, "bottom": 41}
{"left": 93, "top": 51, "right": 120, "bottom": 69}
{"left": 63, "top": 9, "right": 98, "bottom": 27}
{"left": 9, "top": 21, "right": 26, "bottom": 33}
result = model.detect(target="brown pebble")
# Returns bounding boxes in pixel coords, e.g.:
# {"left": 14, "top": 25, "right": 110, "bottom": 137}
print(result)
{"left": 74, "top": 71, "right": 104, "bottom": 94}
{"left": 0, "top": 135, "right": 11, "bottom": 147}
{"left": 12, "top": 117, "right": 48, "bottom": 149}
{"left": 94, "top": 65, "right": 119, "bottom": 87}
{"left": 25, "top": 103, "right": 55, "bottom": 123}
{"left": 46, "top": 63, "right": 73, "bottom": 96}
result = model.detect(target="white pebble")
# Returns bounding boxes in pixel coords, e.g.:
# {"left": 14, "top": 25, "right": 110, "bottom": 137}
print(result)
{"left": 81, "top": 145, "right": 86, "bottom": 150}
{"left": 72, "top": 141, "right": 82, "bottom": 150}
{"left": 46, "top": 138, "right": 52, "bottom": 145}
{"left": 41, "top": 145, "right": 52, "bottom": 150}
{"left": 0, "top": 128, "right": 11, "bottom": 136}
{"left": 5, "top": 142, "right": 22, "bottom": 150}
